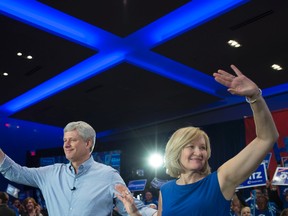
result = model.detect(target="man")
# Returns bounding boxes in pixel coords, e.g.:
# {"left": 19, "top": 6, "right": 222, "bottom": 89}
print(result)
{"left": 12, "top": 199, "right": 24, "bottom": 216}
{"left": 0, "top": 121, "right": 156, "bottom": 216}
{"left": 0, "top": 191, "right": 16, "bottom": 216}
{"left": 248, "top": 187, "right": 280, "bottom": 216}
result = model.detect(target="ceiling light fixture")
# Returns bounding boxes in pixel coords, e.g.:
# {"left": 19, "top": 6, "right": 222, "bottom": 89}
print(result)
{"left": 27, "top": 55, "right": 33, "bottom": 59}
{"left": 3, "top": 72, "right": 8, "bottom": 76}
{"left": 17, "top": 52, "right": 22, "bottom": 56}
{"left": 271, "top": 64, "right": 283, "bottom": 71}
{"left": 228, "top": 40, "right": 241, "bottom": 48}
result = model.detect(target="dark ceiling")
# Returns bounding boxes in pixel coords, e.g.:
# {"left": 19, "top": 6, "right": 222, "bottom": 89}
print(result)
{"left": 0, "top": 0, "right": 287, "bottom": 135}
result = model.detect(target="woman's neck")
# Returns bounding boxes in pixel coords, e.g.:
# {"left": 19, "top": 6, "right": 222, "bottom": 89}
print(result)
{"left": 177, "top": 172, "right": 205, "bottom": 185}
{"left": 27, "top": 208, "right": 36, "bottom": 215}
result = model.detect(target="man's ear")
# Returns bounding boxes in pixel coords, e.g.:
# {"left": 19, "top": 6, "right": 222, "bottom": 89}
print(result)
{"left": 86, "top": 139, "right": 92, "bottom": 147}
{"left": 87, "top": 139, "right": 94, "bottom": 151}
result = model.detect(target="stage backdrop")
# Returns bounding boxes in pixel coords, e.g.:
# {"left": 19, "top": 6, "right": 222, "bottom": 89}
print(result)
{"left": 244, "top": 108, "right": 288, "bottom": 179}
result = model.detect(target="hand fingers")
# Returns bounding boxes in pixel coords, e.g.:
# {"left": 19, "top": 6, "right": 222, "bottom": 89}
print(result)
{"left": 230, "top": 64, "right": 243, "bottom": 76}
{"left": 216, "top": 69, "right": 236, "bottom": 80}
{"left": 214, "top": 70, "right": 235, "bottom": 88}
{"left": 216, "top": 65, "right": 243, "bottom": 80}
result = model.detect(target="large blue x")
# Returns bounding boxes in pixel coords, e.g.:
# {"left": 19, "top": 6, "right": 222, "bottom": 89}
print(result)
{"left": 1, "top": 0, "right": 259, "bottom": 119}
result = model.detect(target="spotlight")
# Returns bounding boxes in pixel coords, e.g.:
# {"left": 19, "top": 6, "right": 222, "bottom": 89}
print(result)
{"left": 148, "top": 153, "right": 163, "bottom": 168}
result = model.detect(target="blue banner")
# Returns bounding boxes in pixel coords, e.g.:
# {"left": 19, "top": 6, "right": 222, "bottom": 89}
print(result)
{"left": 128, "top": 179, "right": 147, "bottom": 192}
{"left": 272, "top": 167, "right": 288, "bottom": 185}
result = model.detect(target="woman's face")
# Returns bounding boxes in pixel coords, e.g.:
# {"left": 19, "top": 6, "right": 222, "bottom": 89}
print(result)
{"left": 179, "top": 136, "right": 207, "bottom": 173}
{"left": 26, "top": 199, "right": 35, "bottom": 211}
{"left": 241, "top": 207, "right": 251, "bottom": 216}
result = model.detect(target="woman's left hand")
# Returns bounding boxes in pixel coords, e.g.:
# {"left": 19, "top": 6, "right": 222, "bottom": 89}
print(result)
{"left": 213, "top": 64, "right": 259, "bottom": 98}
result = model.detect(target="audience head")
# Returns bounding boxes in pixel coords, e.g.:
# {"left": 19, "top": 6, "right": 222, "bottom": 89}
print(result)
{"left": 164, "top": 126, "right": 211, "bottom": 178}
{"left": 256, "top": 195, "right": 268, "bottom": 210}
{"left": 281, "top": 208, "right": 288, "bottom": 216}
{"left": 230, "top": 194, "right": 242, "bottom": 216}
{"left": 0, "top": 191, "right": 9, "bottom": 204}
{"left": 254, "top": 186, "right": 268, "bottom": 198}
{"left": 241, "top": 206, "right": 251, "bottom": 216}
{"left": 13, "top": 198, "right": 25, "bottom": 213}
{"left": 144, "top": 191, "right": 153, "bottom": 202}
{"left": 23, "top": 197, "right": 40, "bottom": 212}
{"left": 13, "top": 199, "right": 21, "bottom": 208}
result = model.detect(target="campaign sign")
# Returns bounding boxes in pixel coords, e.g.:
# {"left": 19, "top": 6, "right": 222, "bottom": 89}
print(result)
{"left": 236, "top": 163, "right": 267, "bottom": 189}
{"left": 128, "top": 179, "right": 147, "bottom": 192}
{"left": 151, "top": 177, "right": 169, "bottom": 189}
{"left": 272, "top": 167, "right": 288, "bottom": 185}
{"left": 6, "top": 184, "right": 20, "bottom": 198}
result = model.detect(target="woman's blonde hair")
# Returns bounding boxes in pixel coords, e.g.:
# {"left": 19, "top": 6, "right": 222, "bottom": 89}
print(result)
{"left": 164, "top": 126, "right": 211, "bottom": 178}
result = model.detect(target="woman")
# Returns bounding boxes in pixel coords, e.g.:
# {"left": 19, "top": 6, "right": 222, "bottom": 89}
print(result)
{"left": 22, "top": 197, "right": 43, "bottom": 216}
{"left": 116, "top": 65, "right": 279, "bottom": 216}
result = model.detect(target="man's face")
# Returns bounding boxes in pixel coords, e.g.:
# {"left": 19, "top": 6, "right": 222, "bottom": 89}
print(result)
{"left": 14, "top": 200, "right": 20, "bottom": 207}
{"left": 256, "top": 195, "right": 268, "bottom": 210}
{"left": 63, "top": 130, "right": 90, "bottom": 163}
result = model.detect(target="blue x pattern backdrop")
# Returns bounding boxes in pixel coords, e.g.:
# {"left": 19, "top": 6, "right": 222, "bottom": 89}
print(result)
{"left": 0, "top": 0, "right": 249, "bottom": 120}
